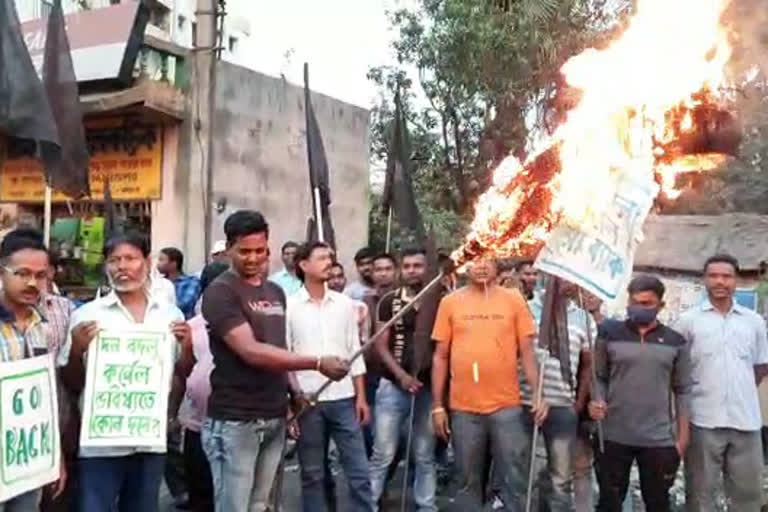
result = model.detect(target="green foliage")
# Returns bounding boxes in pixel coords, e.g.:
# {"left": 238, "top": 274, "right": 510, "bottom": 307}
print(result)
{"left": 368, "top": 0, "right": 630, "bottom": 247}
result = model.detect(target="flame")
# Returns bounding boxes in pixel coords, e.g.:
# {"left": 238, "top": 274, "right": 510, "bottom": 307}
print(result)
{"left": 454, "top": 0, "right": 734, "bottom": 266}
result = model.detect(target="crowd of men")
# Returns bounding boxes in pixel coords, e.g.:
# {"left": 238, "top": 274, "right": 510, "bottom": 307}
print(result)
{"left": 1, "top": 208, "right": 768, "bottom": 512}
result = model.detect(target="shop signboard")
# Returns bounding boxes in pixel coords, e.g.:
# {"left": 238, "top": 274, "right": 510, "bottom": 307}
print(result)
{"left": 0, "top": 120, "right": 163, "bottom": 202}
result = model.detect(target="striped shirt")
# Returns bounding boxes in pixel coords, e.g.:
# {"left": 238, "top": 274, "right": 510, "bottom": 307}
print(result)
{"left": 520, "top": 293, "right": 594, "bottom": 407}
{"left": 42, "top": 294, "right": 75, "bottom": 360}
{"left": 0, "top": 303, "right": 48, "bottom": 362}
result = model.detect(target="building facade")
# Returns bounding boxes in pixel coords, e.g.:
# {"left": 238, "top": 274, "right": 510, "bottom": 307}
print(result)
{"left": 15, "top": 0, "right": 252, "bottom": 68}
{"left": 4, "top": 0, "right": 370, "bottom": 297}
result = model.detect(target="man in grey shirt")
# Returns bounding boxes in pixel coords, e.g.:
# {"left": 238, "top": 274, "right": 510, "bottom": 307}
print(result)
{"left": 676, "top": 254, "right": 768, "bottom": 512}
{"left": 589, "top": 275, "right": 692, "bottom": 512}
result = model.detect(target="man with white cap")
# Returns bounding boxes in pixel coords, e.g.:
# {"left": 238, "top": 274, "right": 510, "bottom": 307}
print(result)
{"left": 210, "top": 240, "right": 229, "bottom": 264}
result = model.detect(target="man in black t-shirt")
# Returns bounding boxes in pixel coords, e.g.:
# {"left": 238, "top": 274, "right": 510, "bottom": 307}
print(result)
{"left": 201, "top": 210, "right": 349, "bottom": 512}
{"left": 368, "top": 247, "right": 438, "bottom": 511}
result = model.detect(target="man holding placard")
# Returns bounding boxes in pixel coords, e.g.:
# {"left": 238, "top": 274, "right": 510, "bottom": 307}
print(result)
{"left": 57, "top": 232, "right": 191, "bottom": 512}
{"left": 0, "top": 229, "right": 66, "bottom": 511}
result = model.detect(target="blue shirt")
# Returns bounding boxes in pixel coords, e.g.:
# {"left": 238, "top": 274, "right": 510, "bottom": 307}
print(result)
{"left": 344, "top": 281, "right": 374, "bottom": 302}
{"left": 172, "top": 274, "right": 201, "bottom": 319}
{"left": 269, "top": 269, "right": 303, "bottom": 297}
{"left": 676, "top": 299, "right": 768, "bottom": 431}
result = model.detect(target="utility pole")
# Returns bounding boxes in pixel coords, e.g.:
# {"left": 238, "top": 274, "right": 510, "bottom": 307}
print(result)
{"left": 194, "top": 0, "right": 218, "bottom": 264}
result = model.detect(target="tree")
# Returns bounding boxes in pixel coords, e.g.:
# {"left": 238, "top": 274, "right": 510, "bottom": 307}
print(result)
{"left": 368, "top": 0, "right": 631, "bottom": 249}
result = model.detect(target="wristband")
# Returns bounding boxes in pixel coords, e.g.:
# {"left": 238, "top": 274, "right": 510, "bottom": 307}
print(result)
{"left": 431, "top": 407, "right": 446, "bottom": 416}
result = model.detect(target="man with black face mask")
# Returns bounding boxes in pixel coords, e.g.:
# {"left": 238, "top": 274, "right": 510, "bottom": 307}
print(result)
{"left": 588, "top": 275, "right": 692, "bottom": 512}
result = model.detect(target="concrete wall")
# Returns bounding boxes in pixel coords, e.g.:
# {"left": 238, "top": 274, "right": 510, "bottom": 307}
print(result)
{"left": 151, "top": 124, "right": 187, "bottom": 263}
{"left": 183, "top": 60, "right": 370, "bottom": 273}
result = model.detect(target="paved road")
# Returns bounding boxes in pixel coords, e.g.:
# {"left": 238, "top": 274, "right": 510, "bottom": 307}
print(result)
{"left": 160, "top": 456, "right": 457, "bottom": 511}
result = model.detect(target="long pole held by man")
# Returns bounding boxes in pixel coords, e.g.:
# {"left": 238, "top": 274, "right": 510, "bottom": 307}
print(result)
{"left": 525, "top": 361, "right": 546, "bottom": 512}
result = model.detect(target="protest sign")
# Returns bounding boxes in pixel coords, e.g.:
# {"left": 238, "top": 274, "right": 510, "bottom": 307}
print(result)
{"left": 536, "top": 173, "right": 659, "bottom": 301}
{"left": 0, "top": 354, "right": 60, "bottom": 502}
{"left": 80, "top": 329, "right": 171, "bottom": 449}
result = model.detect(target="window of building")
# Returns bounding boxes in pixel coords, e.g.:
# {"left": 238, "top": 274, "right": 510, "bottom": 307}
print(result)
{"left": 228, "top": 36, "right": 238, "bottom": 53}
{"left": 178, "top": 15, "right": 186, "bottom": 30}
{"left": 109, "top": 0, "right": 121, "bottom": 5}
{"left": 192, "top": 22, "right": 197, "bottom": 46}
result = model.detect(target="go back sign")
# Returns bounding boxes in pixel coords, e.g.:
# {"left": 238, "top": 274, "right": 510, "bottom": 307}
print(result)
{"left": 0, "top": 355, "right": 60, "bottom": 502}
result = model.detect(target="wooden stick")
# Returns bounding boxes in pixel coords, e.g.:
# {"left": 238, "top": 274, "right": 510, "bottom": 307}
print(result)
{"left": 525, "top": 360, "right": 546, "bottom": 512}
{"left": 400, "top": 393, "right": 416, "bottom": 512}
{"left": 578, "top": 290, "right": 604, "bottom": 453}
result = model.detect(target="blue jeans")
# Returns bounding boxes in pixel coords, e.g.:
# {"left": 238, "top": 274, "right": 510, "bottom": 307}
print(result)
{"left": 451, "top": 406, "right": 529, "bottom": 511}
{"left": 202, "top": 417, "right": 286, "bottom": 512}
{"left": 297, "top": 398, "right": 373, "bottom": 512}
{"left": 369, "top": 379, "right": 437, "bottom": 512}
{"left": 0, "top": 489, "right": 41, "bottom": 512}
{"left": 77, "top": 453, "right": 165, "bottom": 512}
{"left": 522, "top": 405, "right": 578, "bottom": 512}
{"left": 363, "top": 374, "right": 380, "bottom": 457}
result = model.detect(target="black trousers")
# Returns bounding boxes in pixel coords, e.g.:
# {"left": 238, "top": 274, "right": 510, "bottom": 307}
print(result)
{"left": 595, "top": 440, "right": 680, "bottom": 512}
{"left": 183, "top": 429, "right": 215, "bottom": 512}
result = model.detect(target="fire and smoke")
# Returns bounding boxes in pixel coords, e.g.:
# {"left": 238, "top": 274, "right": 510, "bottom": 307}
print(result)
{"left": 453, "top": 0, "right": 741, "bottom": 267}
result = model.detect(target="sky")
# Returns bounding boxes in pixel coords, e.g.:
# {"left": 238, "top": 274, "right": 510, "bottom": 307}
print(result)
{"left": 238, "top": 0, "right": 406, "bottom": 109}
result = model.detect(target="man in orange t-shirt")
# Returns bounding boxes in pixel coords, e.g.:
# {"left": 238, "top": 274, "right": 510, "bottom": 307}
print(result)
{"left": 431, "top": 257, "right": 549, "bottom": 509}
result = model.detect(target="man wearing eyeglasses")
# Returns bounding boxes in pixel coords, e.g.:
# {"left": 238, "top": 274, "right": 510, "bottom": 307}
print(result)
{"left": 0, "top": 229, "right": 67, "bottom": 512}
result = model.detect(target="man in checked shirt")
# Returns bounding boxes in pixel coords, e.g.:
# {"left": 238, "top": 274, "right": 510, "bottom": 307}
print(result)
{"left": 0, "top": 229, "right": 67, "bottom": 512}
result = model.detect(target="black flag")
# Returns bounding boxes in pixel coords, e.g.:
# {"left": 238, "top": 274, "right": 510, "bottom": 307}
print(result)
{"left": 41, "top": 0, "right": 90, "bottom": 199}
{"left": 103, "top": 176, "right": 119, "bottom": 241}
{"left": 0, "top": 0, "right": 59, "bottom": 146}
{"left": 382, "top": 89, "right": 425, "bottom": 243}
{"left": 539, "top": 276, "right": 574, "bottom": 390}
{"left": 304, "top": 63, "right": 335, "bottom": 249}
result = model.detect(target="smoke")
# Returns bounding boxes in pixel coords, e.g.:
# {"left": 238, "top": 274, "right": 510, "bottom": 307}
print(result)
{"left": 724, "top": 0, "right": 768, "bottom": 79}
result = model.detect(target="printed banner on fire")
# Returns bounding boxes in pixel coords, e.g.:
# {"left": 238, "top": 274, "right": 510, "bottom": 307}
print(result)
{"left": 0, "top": 354, "right": 60, "bottom": 502}
{"left": 80, "top": 330, "right": 171, "bottom": 449}
{"left": 535, "top": 173, "right": 659, "bottom": 301}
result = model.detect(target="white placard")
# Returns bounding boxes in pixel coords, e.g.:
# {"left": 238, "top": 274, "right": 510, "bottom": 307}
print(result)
{"left": 79, "top": 330, "right": 171, "bottom": 449}
{"left": 0, "top": 354, "right": 60, "bottom": 502}
{"left": 536, "top": 173, "right": 659, "bottom": 301}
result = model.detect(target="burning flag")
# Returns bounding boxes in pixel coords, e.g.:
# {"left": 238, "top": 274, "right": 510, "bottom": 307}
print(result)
{"left": 451, "top": 0, "right": 740, "bottom": 274}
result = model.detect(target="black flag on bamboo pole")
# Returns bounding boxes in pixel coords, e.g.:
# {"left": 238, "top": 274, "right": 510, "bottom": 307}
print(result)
{"left": 381, "top": 88, "right": 425, "bottom": 244}
{"left": 41, "top": 0, "right": 90, "bottom": 198}
{"left": 304, "top": 63, "right": 336, "bottom": 249}
{"left": 0, "top": 0, "right": 59, "bottom": 149}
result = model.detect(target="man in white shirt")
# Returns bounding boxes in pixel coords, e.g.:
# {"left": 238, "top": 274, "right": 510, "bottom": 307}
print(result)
{"left": 287, "top": 241, "right": 373, "bottom": 512}
{"left": 677, "top": 254, "right": 768, "bottom": 512}
{"left": 58, "top": 232, "right": 191, "bottom": 512}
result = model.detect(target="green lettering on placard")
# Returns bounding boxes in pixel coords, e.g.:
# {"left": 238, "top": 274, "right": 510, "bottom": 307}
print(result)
{"left": 3, "top": 422, "right": 52, "bottom": 469}
{"left": 40, "top": 421, "right": 52, "bottom": 456}
{"left": 27, "top": 425, "right": 38, "bottom": 459}
{"left": 4, "top": 428, "right": 15, "bottom": 466}
{"left": 29, "top": 385, "right": 40, "bottom": 409}
{"left": 12, "top": 388, "right": 23, "bottom": 415}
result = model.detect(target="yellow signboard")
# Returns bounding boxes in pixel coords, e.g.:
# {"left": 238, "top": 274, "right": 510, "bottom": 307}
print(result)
{"left": 0, "top": 123, "right": 163, "bottom": 203}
